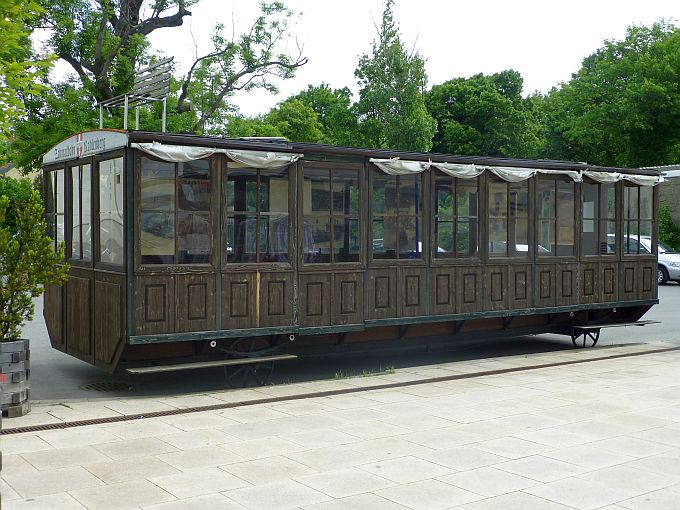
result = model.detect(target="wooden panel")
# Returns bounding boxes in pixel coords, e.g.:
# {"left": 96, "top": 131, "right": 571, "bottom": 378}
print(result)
{"left": 66, "top": 275, "right": 93, "bottom": 362}
{"left": 259, "top": 272, "right": 293, "bottom": 327}
{"left": 400, "top": 267, "right": 426, "bottom": 317}
{"left": 580, "top": 263, "right": 599, "bottom": 304}
{"left": 487, "top": 266, "right": 508, "bottom": 311}
{"left": 177, "top": 273, "right": 215, "bottom": 333}
{"left": 457, "top": 266, "right": 482, "bottom": 314}
{"left": 557, "top": 264, "right": 578, "bottom": 306}
{"left": 333, "top": 272, "right": 363, "bottom": 325}
{"left": 510, "top": 265, "right": 531, "bottom": 309}
{"left": 431, "top": 268, "right": 456, "bottom": 316}
{"left": 299, "top": 272, "right": 331, "bottom": 327}
{"left": 94, "top": 275, "right": 124, "bottom": 367}
{"left": 601, "top": 263, "right": 617, "bottom": 302}
{"left": 622, "top": 261, "right": 657, "bottom": 302}
{"left": 624, "top": 266, "right": 635, "bottom": 294}
{"left": 135, "top": 275, "right": 174, "bottom": 334}
{"left": 368, "top": 268, "right": 397, "bottom": 319}
{"left": 44, "top": 283, "right": 64, "bottom": 351}
{"left": 535, "top": 264, "right": 556, "bottom": 308}
{"left": 221, "top": 273, "right": 256, "bottom": 330}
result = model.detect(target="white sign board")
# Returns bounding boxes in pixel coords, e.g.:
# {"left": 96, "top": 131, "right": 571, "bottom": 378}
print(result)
{"left": 43, "top": 130, "right": 128, "bottom": 165}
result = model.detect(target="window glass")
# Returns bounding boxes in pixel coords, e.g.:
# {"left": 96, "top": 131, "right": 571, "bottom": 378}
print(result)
{"left": 45, "top": 171, "right": 55, "bottom": 241}
{"left": 582, "top": 182, "right": 598, "bottom": 255}
{"left": 537, "top": 178, "right": 575, "bottom": 256}
{"left": 227, "top": 165, "right": 289, "bottom": 263}
{"left": 583, "top": 180, "right": 618, "bottom": 256}
{"left": 303, "top": 167, "right": 359, "bottom": 263}
{"left": 177, "top": 160, "right": 210, "bottom": 264}
{"left": 434, "top": 175, "right": 478, "bottom": 257}
{"left": 71, "top": 166, "right": 81, "bottom": 259}
{"left": 372, "top": 171, "right": 422, "bottom": 260}
{"left": 623, "top": 183, "right": 653, "bottom": 255}
{"left": 82, "top": 165, "right": 92, "bottom": 261}
{"left": 56, "top": 169, "right": 65, "bottom": 248}
{"left": 510, "top": 182, "right": 529, "bottom": 256}
{"left": 488, "top": 177, "right": 527, "bottom": 257}
{"left": 99, "top": 158, "right": 124, "bottom": 264}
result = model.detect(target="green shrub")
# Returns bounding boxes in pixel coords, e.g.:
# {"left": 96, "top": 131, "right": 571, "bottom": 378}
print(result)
{"left": 0, "top": 190, "right": 69, "bottom": 340}
{"left": 0, "top": 176, "right": 32, "bottom": 235}
{"left": 659, "top": 204, "right": 680, "bottom": 251}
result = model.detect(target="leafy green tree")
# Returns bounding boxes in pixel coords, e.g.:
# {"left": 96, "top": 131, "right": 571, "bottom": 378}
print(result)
{"left": 288, "top": 84, "right": 359, "bottom": 146}
{"left": 265, "top": 99, "right": 324, "bottom": 142}
{"left": 0, "top": 177, "right": 33, "bottom": 234}
{"left": 426, "top": 70, "right": 541, "bottom": 158}
{"left": 543, "top": 21, "right": 680, "bottom": 167}
{"left": 0, "top": 190, "right": 69, "bottom": 340}
{"left": 354, "top": 0, "right": 436, "bottom": 152}
{"left": 0, "top": 0, "right": 53, "bottom": 138}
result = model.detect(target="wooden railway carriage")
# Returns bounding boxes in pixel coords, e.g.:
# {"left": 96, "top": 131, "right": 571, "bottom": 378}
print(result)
{"left": 41, "top": 129, "right": 662, "bottom": 376}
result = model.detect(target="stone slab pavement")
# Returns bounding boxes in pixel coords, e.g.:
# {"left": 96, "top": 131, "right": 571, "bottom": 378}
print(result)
{"left": 3, "top": 341, "right": 680, "bottom": 510}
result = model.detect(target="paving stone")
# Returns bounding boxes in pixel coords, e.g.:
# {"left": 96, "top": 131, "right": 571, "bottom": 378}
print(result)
{"left": 93, "top": 437, "right": 179, "bottom": 460}
{"left": 157, "top": 445, "right": 243, "bottom": 470}
{"left": 221, "top": 455, "right": 317, "bottom": 484}
{"left": 494, "top": 455, "right": 586, "bottom": 482}
{"left": 70, "top": 479, "right": 175, "bottom": 510}
{"left": 376, "top": 479, "right": 483, "bottom": 510}
{"left": 302, "top": 492, "right": 411, "bottom": 509}
{"left": 2, "top": 492, "right": 88, "bottom": 509}
{"left": 22, "top": 445, "right": 111, "bottom": 471}
{"left": 359, "top": 455, "right": 454, "bottom": 484}
{"left": 526, "top": 477, "right": 634, "bottom": 510}
{"left": 224, "top": 479, "right": 331, "bottom": 510}
{"left": 150, "top": 466, "right": 250, "bottom": 498}
{"left": 297, "top": 467, "right": 395, "bottom": 498}
{"left": 3, "top": 466, "right": 104, "bottom": 498}
{"left": 438, "top": 466, "right": 538, "bottom": 496}
{"left": 83, "top": 456, "right": 180, "bottom": 484}
{"left": 460, "top": 491, "right": 576, "bottom": 510}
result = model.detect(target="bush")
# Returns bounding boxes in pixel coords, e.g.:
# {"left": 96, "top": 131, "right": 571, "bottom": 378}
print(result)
{"left": 0, "top": 176, "right": 32, "bottom": 235}
{"left": 0, "top": 190, "right": 69, "bottom": 340}
{"left": 659, "top": 204, "right": 680, "bottom": 251}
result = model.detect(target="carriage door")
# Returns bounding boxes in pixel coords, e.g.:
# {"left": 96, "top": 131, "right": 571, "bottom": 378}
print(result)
{"left": 221, "top": 159, "right": 295, "bottom": 330}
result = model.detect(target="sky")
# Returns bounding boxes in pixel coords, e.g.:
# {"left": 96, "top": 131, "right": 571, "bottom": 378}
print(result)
{"left": 141, "top": 0, "right": 679, "bottom": 117}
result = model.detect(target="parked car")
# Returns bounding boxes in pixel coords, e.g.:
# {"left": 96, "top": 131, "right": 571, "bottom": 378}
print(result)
{"left": 639, "top": 236, "right": 680, "bottom": 285}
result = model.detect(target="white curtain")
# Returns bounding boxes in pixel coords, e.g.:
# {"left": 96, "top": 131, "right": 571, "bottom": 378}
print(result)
{"left": 370, "top": 157, "right": 431, "bottom": 175}
{"left": 583, "top": 170, "right": 663, "bottom": 186}
{"left": 132, "top": 142, "right": 302, "bottom": 169}
{"left": 431, "top": 162, "right": 484, "bottom": 179}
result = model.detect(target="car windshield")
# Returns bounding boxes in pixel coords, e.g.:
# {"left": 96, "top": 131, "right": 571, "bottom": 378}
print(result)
{"left": 658, "top": 240, "right": 677, "bottom": 254}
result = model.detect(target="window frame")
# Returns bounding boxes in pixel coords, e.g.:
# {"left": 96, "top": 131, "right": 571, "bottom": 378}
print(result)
{"left": 221, "top": 158, "right": 294, "bottom": 269}
{"left": 431, "top": 171, "right": 480, "bottom": 262}
{"left": 68, "top": 162, "right": 93, "bottom": 265}
{"left": 136, "top": 152, "right": 216, "bottom": 269}
{"left": 535, "top": 176, "right": 577, "bottom": 259}
{"left": 95, "top": 151, "right": 127, "bottom": 270}
{"left": 623, "top": 182, "right": 655, "bottom": 257}
{"left": 369, "top": 166, "right": 427, "bottom": 265}
{"left": 581, "top": 178, "right": 618, "bottom": 259}
{"left": 43, "top": 164, "right": 66, "bottom": 257}
{"left": 487, "top": 175, "right": 531, "bottom": 260}
{"left": 299, "top": 161, "right": 363, "bottom": 267}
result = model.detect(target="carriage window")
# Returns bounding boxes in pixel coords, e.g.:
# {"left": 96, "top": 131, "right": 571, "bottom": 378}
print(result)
{"left": 624, "top": 184, "right": 653, "bottom": 254}
{"left": 488, "top": 177, "right": 529, "bottom": 257}
{"left": 140, "top": 157, "right": 211, "bottom": 264}
{"left": 99, "top": 157, "right": 124, "bottom": 264}
{"left": 45, "top": 168, "right": 65, "bottom": 253}
{"left": 226, "top": 165, "right": 288, "bottom": 263}
{"left": 372, "top": 172, "right": 423, "bottom": 259}
{"left": 434, "top": 175, "right": 478, "bottom": 257}
{"left": 582, "top": 181, "right": 616, "bottom": 256}
{"left": 303, "top": 167, "right": 359, "bottom": 263}
{"left": 537, "top": 178, "right": 575, "bottom": 256}
{"left": 70, "top": 164, "right": 92, "bottom": 261}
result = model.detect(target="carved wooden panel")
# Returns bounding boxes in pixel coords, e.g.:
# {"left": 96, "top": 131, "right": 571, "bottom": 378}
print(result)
{"left": 333, "top": 272, "right": 363, "bottom": 325}
{"left": 221, "top": 273, "right": 256, "bottom": 330}
{"left": 177, "top": 273, "right": 215, "bottom": 333}
{"left": 66, "top": 275, "right": 93, "bottom": 362}
{"left": 400, "top": 267, "right": 426, "bottom": 317}
{"left": 557, "top": 264, "right": 578, "bottom": 306}
{"left": 457, "top": 266, "right": 482, "bottom": 313}
{"left": 535, "top": 264, "right": 554, "bottom": 308}
{"left": 299, "top": 272, "right": 331, "bottom": 327}
{"left": 510, "top": 265, "right": 531, "bottom": 309}
{"left": 368, "top": 268, "right": 397, "bottom": 319}
{"left": 431, "top": 268, "right": 456, "bottom": 316}
{"left": 44, "top": 283, "right": 64, "bottom": 351}
{"left": 94, "top": 275, "right": 124, "bottom": 367}
{"left": 601, "top": 264, "right": 617, "bottom": 302}
{"left": 259, "top": 272, "right": 293, "bottom": 327}
{"left": 624, "top": 266, "right": 635, "bottom": 294}
{"left": 135, "top": 275, "right": 175, "bottom": 334}
{"left": 580, "top": 263, "right": 599, "bottom": 304}
{"left": 487, "top": 266, "right": 508, "bottom": 311}
{"left": 622, "top": 261, "right": 657, "bottom": 301}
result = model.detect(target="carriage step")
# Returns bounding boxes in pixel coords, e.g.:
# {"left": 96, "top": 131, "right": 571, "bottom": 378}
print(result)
{"left": 571, "top": 320, "right": 659, "bottom": 331}
{"left": 126, "top": 354, "right": 298, "bottom": 374}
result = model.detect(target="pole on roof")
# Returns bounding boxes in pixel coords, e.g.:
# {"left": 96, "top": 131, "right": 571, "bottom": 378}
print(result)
{"left": 99, "top": 105, "right": 103, "bottom": 128}
{"left": 135, "top": 106, "right": 140, "bottom": 130}
{"left": 124, "top": 95, "right": 129, "bottom": 130}
{"left": 162, "top": 97, "right": 167, "bottom": 133}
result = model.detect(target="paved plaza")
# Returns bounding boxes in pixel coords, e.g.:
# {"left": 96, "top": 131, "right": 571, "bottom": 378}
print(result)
{"left": 2, "top": 341, "right": 680, "bottom": 509}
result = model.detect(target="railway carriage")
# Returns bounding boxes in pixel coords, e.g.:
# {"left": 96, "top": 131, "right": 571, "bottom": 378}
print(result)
{"left": 41, "top": 130, "right": 661, "bottom": 380}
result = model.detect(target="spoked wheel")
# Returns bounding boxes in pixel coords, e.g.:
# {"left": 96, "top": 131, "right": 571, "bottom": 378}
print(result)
{"left": 222, "top": 337, "right": 276, "bottom": 388}
{"left": 571, "top": 328, "right": 600, "bottom": 348}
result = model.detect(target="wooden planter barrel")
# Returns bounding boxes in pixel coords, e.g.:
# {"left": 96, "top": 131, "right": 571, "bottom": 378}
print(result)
{"left": 0, "top": 339, "right": 30, "bottom": 417}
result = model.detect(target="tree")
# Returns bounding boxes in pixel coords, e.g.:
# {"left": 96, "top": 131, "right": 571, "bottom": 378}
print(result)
{"left": 354, "top": 0, "right": 436, "bottom": 152}
{"left": 288, "top": 84, "right": 359, "bottom": 146}
{"left": 176, "top": 2, "right": 308, "bottom": 133}
{"left": 0, "top": 0, "right": 53, "bottom": 138}
{"left": 543, "top": 21, "right": 680, "bottom": 167}
{"left": 265, "top": 99, "right": 324, "bottom": 142}
{"left": 426, "top": 70, "right": 541, "bottom": 158}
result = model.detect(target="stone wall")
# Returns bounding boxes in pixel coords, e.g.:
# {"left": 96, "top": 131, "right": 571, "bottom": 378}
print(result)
{"left": 659, "top": 178, "right": 680, "bottom": 226}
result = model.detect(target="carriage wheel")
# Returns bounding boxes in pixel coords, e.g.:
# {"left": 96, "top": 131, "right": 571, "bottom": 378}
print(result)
{"left": 570, "top": 328, "right": 600, "bottom": 348}
{"left": 223, "top": 337, "right": 276, "bottom": 388}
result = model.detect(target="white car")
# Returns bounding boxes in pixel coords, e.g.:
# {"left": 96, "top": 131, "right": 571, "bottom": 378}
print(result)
{"left": 639, "top": 236, "right": 680, "bottom": 285}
